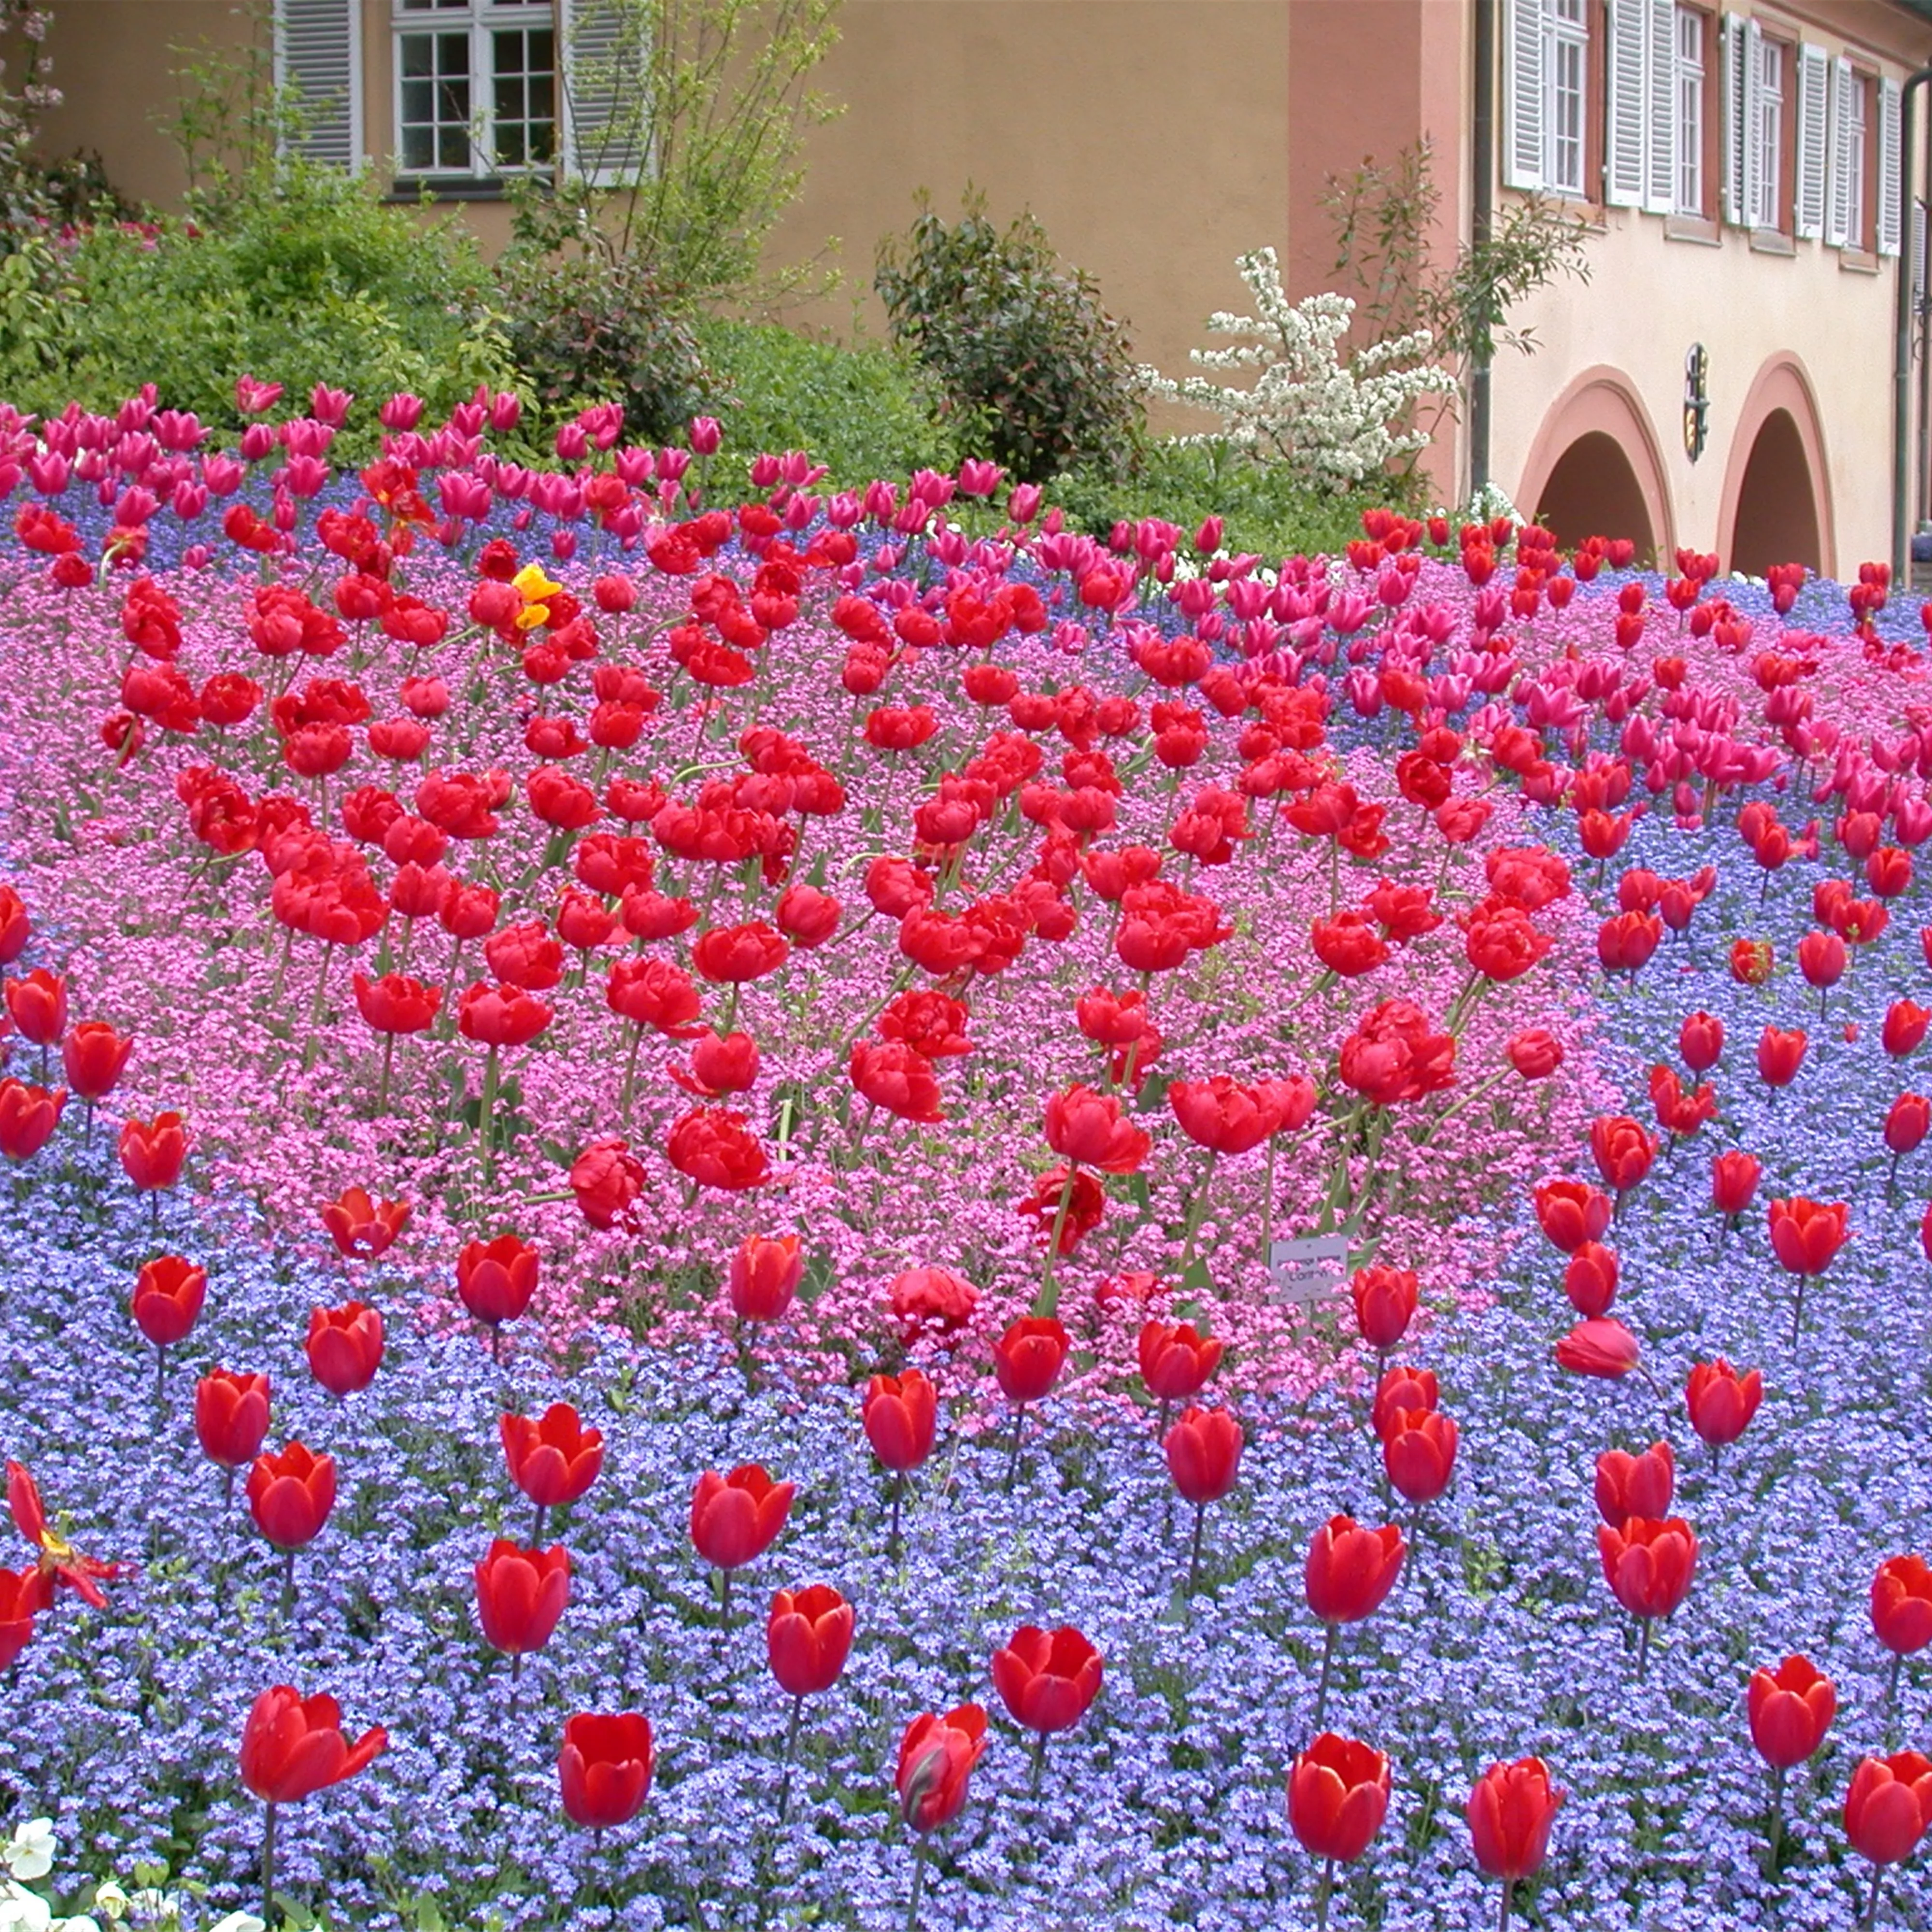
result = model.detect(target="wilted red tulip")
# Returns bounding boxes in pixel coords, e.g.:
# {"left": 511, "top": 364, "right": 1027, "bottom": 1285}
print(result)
{"left": 1731, "top": 937, "right": 1775, "bottom": 985}
{"left": 197, "top": 1369, "right": 271, "bottom": 1483}
{"left": 992, "top": 1624, "right": 1102, "bottom": 1790}
{"left": 1685, "top": 1359, "right": 1761, "bottom": 1452}
{"left": 728, "top": 1232, "right": 802, "bottom": 1323}
{"left": 475, "top": 1539, "right": 570, "bottom": 1657}
{"left": 1844, "top": 1752, "right": 1932, "bottom": 1883}
{"left": 691, "top": 1465, "right": 794, "bottom": 1618}
{"left": 7, "top": 1461, "right": 128, "bottom": 1608}
{"left": 305, "top": 1301, "right": 384, "bottom": 1396}
{"left": 1598, "top": 1516, "right": 1698, "bottom": 1670}
{"left": 60, "top": 1021, "right": 132, "bottom": 1102}
{"left": 119, "top": 1110, "right": 187, "bottom": 1192}
{"left": 0, "top": 1568, "right": 33, "bottom": 1671}
{"left": 1383, "top": 1407, "right": 1458, "bottom": 1505}
{"left": 318, "top": 1186, "right": 410, "bottom": 1261}
{"left": 1533, "top": 1179, "right": 1611, "bottom": 1253}
{"left": 1873, "top": 1555, "right": 1932, "bottom": 1656}
{"left": 1466, "top": 1756, "right": 1563, "bottom": 1912}
{"left": 896, "top": 1704, "right": 987, "bottom": 1835}
{"left": 239, "top": 1683, "right": 386, "bottom": 1910}
{"left": 1595, "top": 1441, "right": 1676, "bottom": 1524}
{"left": 500, "top": 1403, "right": 603, "bottom": 1539}
{"left": 559, "top": 1711, "right": 654, "bottom": 1831}
{"left": 130, "top": 1254, "right": 206, "bottom": 1351}
{"left": 1555, "top": 1317, "right": 1640, "bottom": 1380}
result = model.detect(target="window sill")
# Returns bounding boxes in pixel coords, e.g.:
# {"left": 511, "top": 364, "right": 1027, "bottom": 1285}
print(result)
{"left": 1748, "top": 227, "right": 1795, "bottom": 256}
{"left": 1663, "top": 213, "right": 1721, "bottom": 246}
{"left": 385, "top": 177, "right": 511, "bottom": 204}
{"left": 1839, "top": 247, "right": 1881, "bottom": 275}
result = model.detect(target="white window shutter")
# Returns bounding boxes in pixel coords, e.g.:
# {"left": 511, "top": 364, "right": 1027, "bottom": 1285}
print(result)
{"left": 1502, "top": 0, "right": 1547, "bottom": 190}
{"left": 1796, "top": 44, "right": 1829, "bottom": 239}
{"left": 1828, "top": 56, "right": 1853, "bottom": 247}
{"left": 1722, "top": 14, "right": 1749, "bottom": 225}
{"left": 1644, "top": 0, "right": 1676, "bottom": 213}
{"left": 1604, "top": 0, "right": 1646, "bottom": 206}
{"left": 1880, "top": 76, "right": 1903, "bottom": 257}
{"left": 1914, "top": 197, "right": 1928, "bottom": 301}
{"left": 272, "top": 0, "right": 362, "bottom": 169}
{"left": 560, "top": 0, "right": 651, "bottom": 186}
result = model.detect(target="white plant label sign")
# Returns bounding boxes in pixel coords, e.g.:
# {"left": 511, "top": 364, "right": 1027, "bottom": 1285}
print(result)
{"left": 1267, "top": 1235, "right": 1350, "bottom": 1306}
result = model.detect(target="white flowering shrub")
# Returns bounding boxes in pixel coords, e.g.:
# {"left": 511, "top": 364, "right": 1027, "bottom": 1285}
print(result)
{"left": 1139, "top": 247, "right": 1456, "bottom": 491}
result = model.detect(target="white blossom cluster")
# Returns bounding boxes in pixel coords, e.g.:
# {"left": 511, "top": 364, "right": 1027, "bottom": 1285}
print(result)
{"left": 0, "top": 1821, "right": 261, "bottom": 1932}
{"left": 1140, "top": 247, "right": 1456, "bottom": 491}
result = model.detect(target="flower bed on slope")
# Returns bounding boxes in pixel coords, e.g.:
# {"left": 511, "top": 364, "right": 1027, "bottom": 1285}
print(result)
{"left": 0, "top": 394, "right": 1928, "bottom": 1927}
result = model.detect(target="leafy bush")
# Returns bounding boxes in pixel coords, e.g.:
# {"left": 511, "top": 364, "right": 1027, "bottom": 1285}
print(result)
{"left": 875, "top": 189, "right": 1143, "bottom": 485}
{"left": 692, "top": 316, "right": 959, "bottom": 485}
{"left": 0, "top": 162, "right": 511, "bottom": 446}
{"left": 1049, "top": 436, "right": 1406, "bottom": 562}
{"left": 500, "top": 250, "right": 711, "bottom": 447}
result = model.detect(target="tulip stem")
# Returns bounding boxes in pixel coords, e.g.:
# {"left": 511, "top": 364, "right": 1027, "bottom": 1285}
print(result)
{"left": 1004, "top": 1404, "right": 1027, "bottom": 1493}
{"left": 1497, "top": 1877, "right": 1514, "bottom": 1932}
{"left": 1764, "top": 1762, "right": 1786, "bottom": 1876}
{"left": 1311, "top": 1621, "right": 1337, "bottom": 1731}
{"left": 1034, "top": 1168, "right": 1079, "bottom": 1319}
{"left": 281, "top": 1547, "right": 297, "bottom": 1621}
{"left": 1886, "top": 1650, "right": 1904, "bottom": 1747}
{"left": 478, "top": 1043, "right": 500, "bottom": 1182}
{"left": 1791, "top": 1275, "right": 1808, "bottom": 1348}
{"left": 1177, "top": 1151, "right": 1220, "bottom": 1277}
{"left": 1636, "top": 1616, "right": 1652, "bottom": 1682}
{"left": 1154, "top": 1397, "right": 1170, "bottom": 1445}
{"left": 719, "top": 1568, "right": 733, "bottom": 1630}
{"left": 777, "top": 1691, "right": 804, "bottom": 1822}
{"left": 1313, "top": 1856, "right": 1335, "bottom": 1932}
{"left": 1029, "top": 1729, "right": 1047, "bottom": 1796}
{"left": 154, "top": 1345, "right": 166, "bottom": 1430}
{"left": 378, "top": 1031, "right": 396, "bottom": 1114}
{"left": 260, "top": 1799, "right": 277, "bottom": 1923}
{"left": 888, "top": 1473, "right": 904, "bottom": 1560}
{"left": 532, "top": 1502, "right": 547, "bottom": 1546}
{"left": 510, "top": 1650, "right": 524, "bottom": 1724}
{"left": 1862, "top": 1861, "right": 1884, "bottom": 1932}
{"left": 904, "top": 1836, "right": 929, "bottom": 1932}
{"left": 1261, "top": 1136, "right": 1278, "bottom": 1262}
{"left": 1186, "top": 1499, "right": 1206, "bottom": 1595}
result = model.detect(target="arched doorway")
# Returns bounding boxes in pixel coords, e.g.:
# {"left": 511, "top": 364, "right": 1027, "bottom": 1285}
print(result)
{"left": 1514, "top": 367, "right": 1675, "bottom": 565}
{"left": 1718, "top": 355, "right": 1833, "bottom": 578}
{"left": 1534, "top": 430, "right": 1656, "bottom": 556}
{"left": 1727, "top": 409, "right": 1823, "bottom": 575}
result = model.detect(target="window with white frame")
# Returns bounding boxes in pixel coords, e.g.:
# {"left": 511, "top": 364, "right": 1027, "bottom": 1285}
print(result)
{"left": 1845, "top": 72, "right": 1869, "bottom": 249}
{"left": 1675, "top": 8, "right": 1705, "bottom": 215}
{"left": 1548, "top": 0, "right": 1589, "bottom": 196}
{"left": 1751, "top": 36, "right": 1783, "bottom": 229}
{"left": 393, "top": 0, "right": 556, "bottom": 177}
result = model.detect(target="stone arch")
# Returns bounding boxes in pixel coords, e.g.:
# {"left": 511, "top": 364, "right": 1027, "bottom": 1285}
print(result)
{"left": 1719, "top": 355, "right": 1833, "bottom": 578}
{"left": 1514, "top": 367, "right": 1675, "bottom": 564}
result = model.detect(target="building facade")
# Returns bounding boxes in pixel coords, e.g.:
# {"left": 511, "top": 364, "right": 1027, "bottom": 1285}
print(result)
{"left": 25, "top": 0, "right": 1932, "bottom": 574}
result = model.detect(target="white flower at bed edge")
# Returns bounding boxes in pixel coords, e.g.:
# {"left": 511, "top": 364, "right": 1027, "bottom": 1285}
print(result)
{"left": 1, "top": 1824, "right": 53, "bottom": 1886}
{"left": 0, "top": 1825, "right": 259, "bottom": 1932}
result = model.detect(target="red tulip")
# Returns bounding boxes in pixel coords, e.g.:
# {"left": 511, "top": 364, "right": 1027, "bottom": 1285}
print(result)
{"left": 1844, "top": 1752, "right": 1932, "bottom": 1868}
{"left": 1163, "top": 1405, "right": 1243, "bottom": 1504}
{"left": 60, "top": 1021, "right": 132, "bottom": 1100}
{"left": 1371, "top": 1364, "right": 1439, "bottom": 1439}
{"left": 1711, "top": 1150, "right": 1761, "bottom": 1221}
{"left": 1349, "top": 1265, "right": 1418, "bottom": 1351}
{"left": 1678, "top": 1011, "right": 1724, "bottom": 1071}
{"left": 501, "top": 1403, "right": 604, "bottom": 1515}
{"left": 896, "top": 1705, "right": 987, "bottom": 1832}
{"left": 1532, "top": 1179, "right": 1610, "bottom": 1253}
{"left": 130, "top": 1255, "right": 206, "bottom": 1350}
{"left": 1756, "top": 1026, "right": 1807, "bottom": 1088}
{"left": 1305, "top": 1515, "right": 1405, "bottom": 1625}
{"left": 0, "top": 887, "right": 28, "bottom": 965}
{"left": 863, "top": 1370, "right": 938, "bottom": 1473}
{"left": 991, "top": 1624, "right": 1103, "bottom": 1735}
{"left": 1886, "top": 1094, "right": 1931, "bottom": 1161}
{"left": 305, "top": 1301, "right": 384, "bottom": 1396}
{"left": 456, "top": 981, "right": 552, "bottom": 1048}
{"left": 1797, "top": 927, "right": 1847, "bottom": 992}
{"left": 475, "top": 1539, "right": 570, "bottom": 1655}
{"left": 1563, "top": 1242, "right": 1618, "bottom": 1317}
{"left": 559, "top": 1712, "right": 654, "bottom": 1830}
{"left": 351, "top": 971, "right": 440, "bottom": 1035}
{"left": 1506, "top": 1028, "right": 1563, "bottom": 1079}
{"left": 246, "top": 1443, "right": 336, "bottom": 1550}
{"left": 1767, "top": 1197, "right": 1850, "bottom": 1341}
{"left": 1685, "top": 1359, "right": 1762, "bottom": 1449}
{"left": 1555, "top": 1317, "right": 1640, "bottom": 1380}
{"left": 767, "top": 1584, "right": 854, "bottom": 1699}
{"left": 1873, "top": 1555, "right": 1932, "bottom": 1656}
{"left": 1288, "top": 1732, "right": 1391, "bottom": 1864}
{"left": 3, "top": 969, "right": 65, "bottom": 1046}
{"left": 1597, "top": 1516, "right": 1698, "bottom": 1628}
{"left": 456, "top": 1234, "right": 539, "bottom": 1330}
{"left": 692, "top": 920, "right": 790, "bottom": 983}
{"left": 993, "top": 1316, "right": 1069, "bottom": 1405}
{"left": 119, "top": 1110, "right": 187, "bottom": 1191}
{"left": 1589, "top": 1115, "right": 1656, "bottom": 1195}
{"left": 0, "top": 1567, "right": 34, "bottom": 1670}
{"left": 197, "top": 1369, "right": 271, "bottom": 1472}
{"left": 568, "top": 1138, "right": 644, "bottom": 1228}
{"left": 728, "top": 1233, "right": 802, "bottom": 1323}
{"left": 665, "top": 1106, "right": 769, "bottom": 1191}
{"left": 1167, "top": 1075, "right": 1290, "bottom": 1154}
{"left": 1748, "top": 1654, "right": 1835, "bottom": 1768}
{"left": 1044, "top": 1083, "right": 1150, "bottom": 1172}
{"left": 1382, "top": 1407, "right": 1458, "bottom": 1504}
{"left": 1595, "top": 1441, "right": 1675, "bottom": 1524}
{"left": 0, "top": 1080, "right": 65, "bottom": 1160}
{"left": 1136, "top": 1320, "right": 1224, "bottom": 1402}
{"left": 1466, "top": 1756, "right": 1563, "bottom": 1891}
{"left": 318, "top": 1188, "right": 410, "bottom": 1260}
{"left": 690, "top": 1464, "right": 794, "bottom": 1571}
{"left": 238, "top": 1685, "right": 387, "bottom": 1804}
{"left": 1886, "top": 999, "right": 1932, "bottom": 1057}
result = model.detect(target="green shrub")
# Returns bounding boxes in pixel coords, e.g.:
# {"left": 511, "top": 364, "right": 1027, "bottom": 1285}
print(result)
{"left": 0, "top": 162, "right": 512, "bottom": 449}
{"left": 691, "top": 316, "right": 958, "bottom": 486}
{"left": 499, "top": 250, "right": 710, "bottom": 447}
{"left": 1049, "top": 437, "right": 1406, "bottom": 562}
{"left": 874, "top": 189, "right": 1143, "bottom": 485}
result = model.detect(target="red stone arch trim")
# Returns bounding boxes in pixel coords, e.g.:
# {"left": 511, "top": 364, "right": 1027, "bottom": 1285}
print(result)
{"left": 1717, "top": 355, "right": 1835, "bottom": 580}
{"left": 1513, "top": 366, "right": 1676, "bottom": 562}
